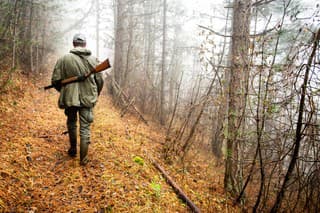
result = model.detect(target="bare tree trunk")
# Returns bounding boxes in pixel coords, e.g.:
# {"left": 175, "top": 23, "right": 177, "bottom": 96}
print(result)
{"left": 160, "top": 0, "right": 167, "bottom": 125}
{"left": 96, "top": 0, "right": 100, "bottom": 59}
{"left": 12, "top": 0, "right": 19, "bottom": 69}
{"left": 225, "top": 0, "right": 251, "bottom": 194}
{"left": 141, "top": 0, "right": 150, "bottom": 113}
{"left": 123, "top": 8, "right": 134, "bottom": 87}
{"left": 29, "top": 0, "right": 34, "bottom": 73}
{"left": 112, "top": 0, "right": 126, "bottom": 99}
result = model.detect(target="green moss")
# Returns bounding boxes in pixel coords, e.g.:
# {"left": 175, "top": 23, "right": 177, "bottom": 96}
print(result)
{"left": 133, "top": 156, "right": 144, "bottom": 166}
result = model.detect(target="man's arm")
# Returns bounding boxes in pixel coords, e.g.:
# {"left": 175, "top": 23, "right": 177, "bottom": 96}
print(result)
{"left": 91, "top": 56, "right": 105, "bottom": 96}
{"left": 94, "top": 72, "right": 104, "bottom": 95}
{"left": 51, "top": 58, "right": 63, "bottom": 92}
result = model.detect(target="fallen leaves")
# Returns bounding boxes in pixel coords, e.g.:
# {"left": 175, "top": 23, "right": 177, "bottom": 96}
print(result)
{"left": 0, "top": 73, "right": 239, "bottom": 212}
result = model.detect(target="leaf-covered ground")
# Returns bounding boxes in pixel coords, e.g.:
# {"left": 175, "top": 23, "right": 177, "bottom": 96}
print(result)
{"left": 0, "top": 72, "right": 238, "bottom": 212}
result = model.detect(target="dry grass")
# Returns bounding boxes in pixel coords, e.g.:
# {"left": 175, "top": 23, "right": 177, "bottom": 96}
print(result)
{"left": 0, "top": 73, "right": 239, "bottom": 212}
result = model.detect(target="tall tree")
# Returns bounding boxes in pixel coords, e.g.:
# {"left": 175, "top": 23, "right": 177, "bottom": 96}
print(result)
{"left": 225, "top": 0, "right": 251, "bottom": 194}
{"left": 96, "top": 0, "right": 100, "bottom": 58}
{"left": 113, "top": 0, "right": 126, "bottom": 91}
{"left": 160, "top": 0, "right": 167, "bottom": 125}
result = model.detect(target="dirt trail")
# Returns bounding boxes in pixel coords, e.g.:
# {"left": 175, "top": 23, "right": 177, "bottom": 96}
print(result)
{"left": 0, "top": 79, "right": 187, "bottom": 212}
{"left": 0, "top": 76, "right": 234, "bottom": 212}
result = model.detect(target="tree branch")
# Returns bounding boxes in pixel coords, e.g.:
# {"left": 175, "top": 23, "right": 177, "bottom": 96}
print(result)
{"left": 198, "top": 24, "right": 277, "bottom": 38}
{"left": 252, "top": 0, "right": 277, "bottom": 7}
{"left": 51, "top": 1, "right": 95, "bottom": 39}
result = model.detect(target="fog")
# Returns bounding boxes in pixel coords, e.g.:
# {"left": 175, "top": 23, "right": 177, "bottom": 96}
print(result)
{"left": 51, "top": 0, "right": 317, "bottom": 84}
{"left": 53, "top": 0, "right": 227, "bottom": 60}
{"left": 1, "top": 0, "right": 319, "bottom": 211}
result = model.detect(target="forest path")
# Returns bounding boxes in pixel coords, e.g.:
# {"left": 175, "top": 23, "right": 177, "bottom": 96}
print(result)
{"left": 0, "top": 74, "right": 231, "bottom": 212}
{"left": 0, "top": 77, "right": 189, "bottom": 212}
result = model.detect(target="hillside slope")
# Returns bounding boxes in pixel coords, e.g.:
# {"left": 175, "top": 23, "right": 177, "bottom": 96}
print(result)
{"left": 0, "top": 73, "right": 237, "bottom": 212}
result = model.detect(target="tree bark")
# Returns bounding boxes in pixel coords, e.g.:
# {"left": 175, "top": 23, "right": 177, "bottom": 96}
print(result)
{"left": 225, "top": 0, "right": 251, "bottom": 194}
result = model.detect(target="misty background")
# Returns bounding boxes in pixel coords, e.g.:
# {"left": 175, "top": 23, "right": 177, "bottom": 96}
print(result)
{"left": 0, "top": 0, "right": 319, "bottom": 211}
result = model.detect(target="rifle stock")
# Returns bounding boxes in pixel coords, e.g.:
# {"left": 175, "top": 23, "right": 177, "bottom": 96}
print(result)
{"left": 94, "top": 58, "right": 111, "bottom": 73}
{"left": 43, "top": 58, "right": 111, "bottom": 90}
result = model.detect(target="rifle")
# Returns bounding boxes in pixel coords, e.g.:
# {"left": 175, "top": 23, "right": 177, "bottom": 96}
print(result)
{"left": 43, "top": 58, "right": 111, "bottom": 90}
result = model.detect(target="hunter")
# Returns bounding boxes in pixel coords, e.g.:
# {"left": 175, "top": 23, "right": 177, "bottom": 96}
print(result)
{"left": 51, "top": 33, "right": 104, "bottom": 165}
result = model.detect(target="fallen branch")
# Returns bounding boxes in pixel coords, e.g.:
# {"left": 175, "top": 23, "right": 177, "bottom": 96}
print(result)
{"left": 145, "top": 152, "right": 201, "bottom": 213}
{"left": 120, "top": 97, "right": 135, "bottom": 117}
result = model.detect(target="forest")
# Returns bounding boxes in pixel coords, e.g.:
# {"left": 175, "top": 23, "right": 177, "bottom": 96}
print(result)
{"left": 0, "top": 0, "right": 319, "bottom": 212}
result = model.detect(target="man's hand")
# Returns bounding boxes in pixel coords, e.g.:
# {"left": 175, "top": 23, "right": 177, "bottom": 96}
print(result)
{"left": 52, "top": 80, "right": 62, "bottom": 91}
{"left": 77, "top": 75, "right": 87, "bottom": 81}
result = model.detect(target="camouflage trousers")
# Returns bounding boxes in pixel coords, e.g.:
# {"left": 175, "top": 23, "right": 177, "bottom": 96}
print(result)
{"left": 65, "top": 107, "right": 93, "bottom": 164}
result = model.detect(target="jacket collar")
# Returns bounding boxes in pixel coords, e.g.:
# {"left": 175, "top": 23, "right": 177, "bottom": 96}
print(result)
{"left": 70, "top": 47, "right": 91, "bottom": 56}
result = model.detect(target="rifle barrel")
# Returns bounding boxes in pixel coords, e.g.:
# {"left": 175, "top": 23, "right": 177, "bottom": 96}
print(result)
{"left": 44, "top": 85, "right": 54, "bottom": 90}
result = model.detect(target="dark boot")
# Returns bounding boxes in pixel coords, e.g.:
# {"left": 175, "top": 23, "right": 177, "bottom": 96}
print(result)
{"left": 80, "top": 139, "right": 90, "bottom": 165}
{"left": 68, "top": 128, "right": 77, "bottom": 157}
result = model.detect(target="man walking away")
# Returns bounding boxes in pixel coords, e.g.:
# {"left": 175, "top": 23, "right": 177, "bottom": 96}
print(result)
{"left": 51, "top": 33, "right": 104, "bottom": 165}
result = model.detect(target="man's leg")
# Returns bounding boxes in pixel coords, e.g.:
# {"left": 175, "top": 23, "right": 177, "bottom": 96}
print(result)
{"left": 79, "top": 107, "right": 93, "bottom": 165}
{"left": 65, "top": 107, "right": 78, "bottom": 157}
